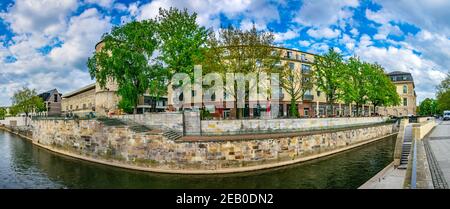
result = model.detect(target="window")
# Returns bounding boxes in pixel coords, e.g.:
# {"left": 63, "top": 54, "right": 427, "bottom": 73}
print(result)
{"left": 317, "top": 91, "right": 321, "bottom": 97}
{"left": 403, "top": 85, "right": 407, "bottom": 94}
{"left": 192, "top": 90, "right": 196, "bottom": 97}
{"left": 70, "top": 105, "right": 73, "bottom": 110}
{"left": 223, "top": 49, "right": 230, "bottom": 56}
{"left": 303, "top": 77, "right": 311, "bottom": 83}
{"left": 211, "top": 93, "right": 216, "bottom": 101}
{"left": 275, "top": 61, "right": 281, "bottom": 67}
{"left": 256, "top": 59, "right": 262, "bottom": 67}
{"left": 76, "top": 105, "right": 78, "bottom": 110}
{"left": 286, "top": 51, "right": 293, "bottom": 59}
{"left": 302, "top": 64, "right": 311, "bottom": 73}
{"left": 289, "top": 62, "right": 295, "bottom": 70}
{"left": 54, "top": 94, "right": 58, "bottom": 102}
{"left": 296, "top": 54, "right": 300, "bottom": 60}
{"left": 403, "top": 98, "right": 408, "bottom": 106}
{"left": 301, "top": 54, "right": 306, "bottom": 61}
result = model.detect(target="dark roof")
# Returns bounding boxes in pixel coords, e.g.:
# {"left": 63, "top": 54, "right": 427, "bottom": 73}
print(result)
{"left": 62, "top": 83, "right": 96, "bottom": 98}
{"left": 38, "top": 89, "right": 59, "bottom": 101}
{"left": 387, "top": 71, "right": 411, "bottom": 75}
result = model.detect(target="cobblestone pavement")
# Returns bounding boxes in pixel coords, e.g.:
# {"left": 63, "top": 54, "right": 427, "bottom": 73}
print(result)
{"left": 425, "top": 120, "right": 450, "bottom": 189}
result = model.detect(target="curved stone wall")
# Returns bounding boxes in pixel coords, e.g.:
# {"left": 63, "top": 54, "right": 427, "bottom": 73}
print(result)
{"left": 31, "top": 119, "right": 397, "bottom": 174}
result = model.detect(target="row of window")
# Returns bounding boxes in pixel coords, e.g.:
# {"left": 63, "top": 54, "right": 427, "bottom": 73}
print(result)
{"left": 285, "top": 51, "right": 309, "bottom": 61}
{"left": 287, "top": 63, "right": 311, "bottom": 72}
{"left": 66, "top": 103, "right": 93, "bottom": 111}
{"left": 391, "top": 75, "right": 412, "bottom": 82}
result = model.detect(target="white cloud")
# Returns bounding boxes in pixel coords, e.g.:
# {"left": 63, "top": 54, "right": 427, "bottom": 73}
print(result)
{"left": 372, "top": 0, "right": 450, "bottom": 35}
{"left": 294, "top": 0, "right": 359, "bottom": 27}
{"left": 349, "top": 28, "right": 359, "bottom": 37}
{"left": 354, "top": 44, "right": 447, "bottom": 103}
{"left": 298, "top": 40, "right": 311, "bottom": 47}
{"left": 85, "top": 0, "right": 114, "bottom": 8}
{"left": 135, "top": 0, "right": 280, "bottom": 29}
{"left": 310, "top": 42, "right": 330, "bottom": 54}
{"left": 306, "top": 27, "right": 341, "bottom": 39}
{"left": 0, "top": 2, "right": 111, "bottom": 106}
{"left": 0, "top": 0, "right": 78, "bottom": 36}
{"left": 49, "top": 8, "right": 111, "bottom": 69}
{"left": 240, "top": 19, "right": 267, "bottom": 31}
{"left": 274, "top": 29, "right": 299, "bottom": 43}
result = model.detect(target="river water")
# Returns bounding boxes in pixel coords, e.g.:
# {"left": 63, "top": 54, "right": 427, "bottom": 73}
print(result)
{"left": 0, "top": 130, "right": 396, "bottom": 189}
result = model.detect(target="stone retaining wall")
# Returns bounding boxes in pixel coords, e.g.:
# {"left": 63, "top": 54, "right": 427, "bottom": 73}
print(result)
{"left": 30, "top": 119, "right": 398, "bottom": 173}
{"left": 201, "top": 117, "right": 388, "bottom": 135}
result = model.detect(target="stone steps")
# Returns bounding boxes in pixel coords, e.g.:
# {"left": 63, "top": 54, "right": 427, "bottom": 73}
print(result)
{"left": 399, "top": 125, "right": 413, "bottom": 170}
{"left": 163, "top": 130, "right": 182, "bottom": 141}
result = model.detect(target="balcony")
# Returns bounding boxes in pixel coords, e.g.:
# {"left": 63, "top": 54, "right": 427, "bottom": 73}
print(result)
{"left": 303, "top": 94, "right": 314, "bottom": 101}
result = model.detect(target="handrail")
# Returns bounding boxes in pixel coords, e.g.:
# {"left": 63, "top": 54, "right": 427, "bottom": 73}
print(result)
{"left": 411, "top": 139, "right": 417, "bottom": 189}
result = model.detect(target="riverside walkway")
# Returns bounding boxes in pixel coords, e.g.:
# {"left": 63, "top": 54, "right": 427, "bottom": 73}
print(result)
{"left": 359, "top": 123, "right": 412, "bottom": 189}
{"left": 425, "top": 120, "right": 450, "bottom": 189}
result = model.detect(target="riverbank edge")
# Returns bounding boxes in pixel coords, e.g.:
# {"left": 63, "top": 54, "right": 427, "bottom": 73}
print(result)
{"left": 0, "top": 125, "right": 398, "bottom": 175}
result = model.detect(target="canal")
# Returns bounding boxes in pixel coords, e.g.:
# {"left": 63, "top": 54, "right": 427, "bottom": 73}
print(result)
{"left": 0, "top": 130, "right": 396, "bottom": 189}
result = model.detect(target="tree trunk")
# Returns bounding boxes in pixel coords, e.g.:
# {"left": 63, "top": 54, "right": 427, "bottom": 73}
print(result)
{"left": 290, "top": 98, "right": 298, "bottom": 118}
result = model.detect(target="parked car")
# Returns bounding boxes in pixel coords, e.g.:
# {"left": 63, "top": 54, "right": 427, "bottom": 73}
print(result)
{"left": 443, "top": 110, "right": 450, "bottom": 121}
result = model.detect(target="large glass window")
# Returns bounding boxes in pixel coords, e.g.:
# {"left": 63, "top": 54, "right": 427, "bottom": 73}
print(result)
{"left": 403, "top": 98, "right": 408, "bottom": 106}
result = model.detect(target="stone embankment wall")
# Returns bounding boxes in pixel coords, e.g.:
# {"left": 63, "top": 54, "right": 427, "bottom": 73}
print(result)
{"left": 31, "top": 119, "right": 397, "bottom": 174}
{"left": 201, "top": 117, "right": 388, "bottom": 135}
{"left": 0, "top": 116, "right": 28, "bottom": 126}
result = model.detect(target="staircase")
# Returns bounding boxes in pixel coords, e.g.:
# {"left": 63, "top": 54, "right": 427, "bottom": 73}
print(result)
{"left": 163, "top": 130, "right": 182, "bottom": 141}
{"left": 399, "top": 125, "right": 413, "bottom": 169}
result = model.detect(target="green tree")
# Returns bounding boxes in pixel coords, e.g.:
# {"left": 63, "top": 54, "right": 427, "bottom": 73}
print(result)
{"left": 203, "top": 25, "right": 280, "bottom": 118}
{"left": 87, "top": 20, "right": 166, "bottom": 115}
{"left": 437, "top": 90, "right": 450, "bottom": 112}
{"left": 0, "top": 107, "right": 6, "bottom": 120}
{"left": 436, "top": 72, "right": 450, "bottom": 112}
{"left": 156, "top": 7, "right": 209, "bottom": 77}
{"left": 436, "top": 71, "right": 450, "bottom": 96}
{"left": 313, "top": 48, "right": 346, "bottom": 116}
{"left": 365, "top": 63, "right": 400, "bottom": 114}
{"left": 279, "top": 63, "right": 313, "bottom": 118}
{"left": 418, "top": 98, "right": 438, "bottom": 116}
{"left": 343, "top": 57, "right": 372, "bottom": 116}
{"left": 11, "top": 87, "right": 45, "bottom": 125}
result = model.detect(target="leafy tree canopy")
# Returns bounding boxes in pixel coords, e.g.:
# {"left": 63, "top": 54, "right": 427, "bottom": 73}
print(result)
{"left": 87, "top": 20, "right": 166, "bottom": 114}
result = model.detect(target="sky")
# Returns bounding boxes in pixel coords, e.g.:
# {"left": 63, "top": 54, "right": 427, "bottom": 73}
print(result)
{"left": 0, "top": 0, "right": 449, "bottom": 106}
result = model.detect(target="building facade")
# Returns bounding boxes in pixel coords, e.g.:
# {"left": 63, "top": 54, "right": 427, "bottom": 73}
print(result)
{"left": 37, "top": 89, "right": 62, "bottom": 116}
{"left": 379, "top": 71, "right": 417, "bottom": 116}
{"left": 61, "top": 83, "right": 97, "bottom": 116}
{"left": 167, "top": 47, "right": 372, "bottom": 119}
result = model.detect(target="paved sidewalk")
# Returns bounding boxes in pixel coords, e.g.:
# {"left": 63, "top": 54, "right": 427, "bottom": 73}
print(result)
{"left": 426, "top": 120, "right": 450, "bottom": 188}
{"left": 359, "top": 162, "right": 406, "bottom": 189}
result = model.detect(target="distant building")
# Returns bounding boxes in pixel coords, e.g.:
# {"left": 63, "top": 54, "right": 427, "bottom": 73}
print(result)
{"left": 379, "top": 71, "right": 417, "bottom": 116}
{"left": 37, "top": 89, "right": 62, "bottom": 116}
{"left": 61, "top": 83, "right": 97, "bottom": 116}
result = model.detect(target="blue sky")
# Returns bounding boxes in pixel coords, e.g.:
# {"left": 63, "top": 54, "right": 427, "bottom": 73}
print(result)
{"left": 1, "top": 0, "right": 449, "bottom": 106}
